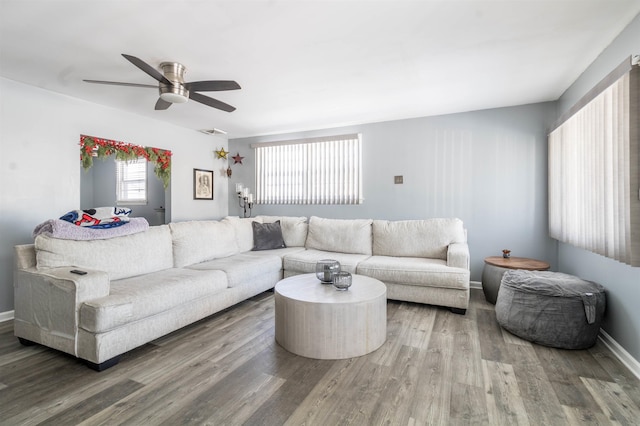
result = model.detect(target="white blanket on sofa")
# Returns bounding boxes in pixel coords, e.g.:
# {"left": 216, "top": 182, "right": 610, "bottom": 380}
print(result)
{"left": 33, "top": 217, "right": 149, "bottom": 240}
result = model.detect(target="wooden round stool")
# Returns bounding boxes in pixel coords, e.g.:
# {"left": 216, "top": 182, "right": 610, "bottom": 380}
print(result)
{"left": 481, "top": 256, "right": 550, "bottom": 304}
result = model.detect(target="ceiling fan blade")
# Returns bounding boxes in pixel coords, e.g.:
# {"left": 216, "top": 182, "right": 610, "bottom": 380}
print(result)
{"left": 83, "top": 79, "right": 157, "bottom": 89}
{"left": 184, "top": 80, "right": 241, "bottom": 92}
{"left": 122, "top": 54, "right": 172, "bottom": 85}
{"left": 155, "top": 98, "right": 172, "bottom": 110}
{"left": 189, "top": 92, "right": 236, "bottom": 112}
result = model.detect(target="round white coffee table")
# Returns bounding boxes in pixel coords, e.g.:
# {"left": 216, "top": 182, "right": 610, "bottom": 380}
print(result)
{"left": 274, "top": 273, "right": 387, "bottom": 359}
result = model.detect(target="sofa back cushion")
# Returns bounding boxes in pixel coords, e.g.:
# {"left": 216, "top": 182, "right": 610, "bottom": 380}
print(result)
{"left": 306, "top": 216, "right": 373, "bottom": 255}
{"left": 35, "top": 225, "right": 174, "bottom": 280}
{"left": 222, "top": 216, "right": 262, "bottom": 252}
{"left": 256, "top": 215, "right": 308, "bottom": 247}
{"left": 372, "top": 218, "right": 466, "bottom": 259}
{"left": 170, "top": 220, "right": 239, "bottom": 267}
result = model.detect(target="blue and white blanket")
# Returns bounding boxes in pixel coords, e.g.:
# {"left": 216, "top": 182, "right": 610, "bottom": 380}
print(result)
{"left": 59, "top": 207, "right": 132, "bottom": 229}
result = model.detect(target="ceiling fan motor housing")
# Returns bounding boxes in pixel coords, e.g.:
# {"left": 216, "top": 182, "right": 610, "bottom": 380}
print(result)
{"left": 159, "top": 62, "right": 189, "bottom": 103}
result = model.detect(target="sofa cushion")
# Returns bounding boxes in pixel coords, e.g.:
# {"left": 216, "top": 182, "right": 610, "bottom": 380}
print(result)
{"left": 79, "top": 268, "right": 228, "bottom": 333}
{"left": 256, "top": 216, "right": 308, "bottom": 247}
{"left": 249, "top": 246, "right": 306, "bottom": 259}
{"left": 372, "top": 218, "right": 466, "bottom": 260}
{"left": 186, "top": 252, "right": 282, "bottom": 288}
{"left": 222, "top": 216, "right": 263, "bottom": 253}
{"left": 35, "top": 225, "right": 174, "bottom": 280}
{"left": 170, "top": 220, "right": 239, "bottom": 267}
{"left": 283, "top": 248, "right": 371, "bottom": 274}
{"left": 357, "top": 255, "right": 470, "bottom": 290}
{"left": 305, "top": 216, "right": 373, "bottom": 255}
{"left": 252, "top": 221, "right": 286, "bottom": 251}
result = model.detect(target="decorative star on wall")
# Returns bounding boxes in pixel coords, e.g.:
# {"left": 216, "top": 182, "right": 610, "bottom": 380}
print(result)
{"left": 215, "top": 148, "right": 229, "bottom": 159}
{"left": 232, "top": 153, "right": 244, "bottom": 164}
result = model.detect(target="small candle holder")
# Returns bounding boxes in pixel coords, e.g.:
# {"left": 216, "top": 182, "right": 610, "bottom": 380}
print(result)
{"left": 332, "top": 271, "right": 352, "bottom": 291}
{"left": 502, "top": 249, "right": 511, "bottom": 259}
{"left": 235, "top": 183, "right": 254, "bottom": 218}
{"left": 315, "top": 259, "right": 341, "bottom": 283}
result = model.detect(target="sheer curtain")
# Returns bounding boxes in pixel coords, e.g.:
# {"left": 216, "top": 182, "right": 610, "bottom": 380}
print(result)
{"left": 549, "top": 58, "right": 639, "bottom": 266}
{"left": 253, "top": 134, "right": 362, "bottom": 205}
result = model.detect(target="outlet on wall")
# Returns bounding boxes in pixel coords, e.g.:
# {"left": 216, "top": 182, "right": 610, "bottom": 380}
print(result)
{"left": 394, "top": 175, "right": 403, "bottom": 184}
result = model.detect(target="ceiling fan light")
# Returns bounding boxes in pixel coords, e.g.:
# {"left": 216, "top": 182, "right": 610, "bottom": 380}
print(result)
{"left": 159, "top": 81, "right": 189, "bottom": 104}
{"left": 160, "top": 92, "right": 188, "bottom": 103}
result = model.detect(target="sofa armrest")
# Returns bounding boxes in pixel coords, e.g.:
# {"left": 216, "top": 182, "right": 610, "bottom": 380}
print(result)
{"left": 447, "top": 242, "right": 470, "bottom": 269}
{"left": 13, "top": 267, "right": 110, "bottom": 355}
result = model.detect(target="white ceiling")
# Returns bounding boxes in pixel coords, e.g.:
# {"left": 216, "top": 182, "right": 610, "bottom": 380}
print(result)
{"left": 1, "top": 1, "right": 639, "bottom": 138}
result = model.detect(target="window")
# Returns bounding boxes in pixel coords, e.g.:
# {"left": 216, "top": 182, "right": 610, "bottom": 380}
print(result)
{"left": 548, "top": 57, "right": 639, "bottom": 266}
{"left": 116, "top": 157, "right": 147, "bottom": 205}
{"left": 253, "top": 134, "right": 362, "bottom": 204}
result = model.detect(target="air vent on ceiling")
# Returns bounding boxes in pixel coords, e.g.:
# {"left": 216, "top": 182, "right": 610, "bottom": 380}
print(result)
{"left": 199, "top": 128, "right": 227, "bottom": 135}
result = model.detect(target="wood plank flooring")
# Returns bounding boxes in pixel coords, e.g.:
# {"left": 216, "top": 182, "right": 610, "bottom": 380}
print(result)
{"left": 1, "top": 288, "right": 639, "bottom": 425}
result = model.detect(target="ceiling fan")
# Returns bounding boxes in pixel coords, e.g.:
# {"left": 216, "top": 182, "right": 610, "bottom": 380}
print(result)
{"left": 84, "top": 54, "right": 240, "bottom": 112}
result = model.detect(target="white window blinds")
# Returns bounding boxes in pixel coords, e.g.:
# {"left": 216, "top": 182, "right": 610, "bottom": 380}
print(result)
{"left": 116, "top": 157, "right": 147, "bottom": 204}
{"left": 253, "top": 134, "right": 362, "bottom": 204}
{"left": 548, "top": 58, "right": 639, "bottom": 266}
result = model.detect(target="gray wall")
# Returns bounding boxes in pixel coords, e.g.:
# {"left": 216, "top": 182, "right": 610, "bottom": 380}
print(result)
{"left": 81, "top": 157, "right": 169, "bottom": 226}
{"left": 555, "top": 14, "right": 640, "bottom": 362}
{"left": 0, "top": 77, "right": 229, "bottom": 314}
{"left": 230, "top": 102, "right": 558, "bottom": 282}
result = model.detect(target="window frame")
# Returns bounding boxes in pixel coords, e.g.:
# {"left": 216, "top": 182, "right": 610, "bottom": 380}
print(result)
{"left": 115, "top": 156, "right": 148, "bottom": 205}
{"left": 252, "top": 133, "right": 363, "bottom": 205}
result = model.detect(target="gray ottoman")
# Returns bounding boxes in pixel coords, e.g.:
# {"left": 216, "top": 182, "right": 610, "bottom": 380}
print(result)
{"left": 495, "top": 270, "right": 606, "bottom": 349}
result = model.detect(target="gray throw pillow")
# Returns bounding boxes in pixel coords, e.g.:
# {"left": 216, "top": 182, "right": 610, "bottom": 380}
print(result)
{"left": 252, "top": 221, "right": 286, "bottom": 250}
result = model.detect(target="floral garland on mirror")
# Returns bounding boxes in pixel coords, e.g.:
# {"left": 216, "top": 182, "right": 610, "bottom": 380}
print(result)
{"left": 79, "top": 135, "right": 172, "bottom": 188}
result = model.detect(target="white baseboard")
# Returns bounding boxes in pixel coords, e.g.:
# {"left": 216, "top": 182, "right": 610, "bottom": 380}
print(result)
{"left": 598, "top": 329, "right": 640, "bottom": 380}
{"left": 0, "top": 310, "right": 14, "bottom": 323}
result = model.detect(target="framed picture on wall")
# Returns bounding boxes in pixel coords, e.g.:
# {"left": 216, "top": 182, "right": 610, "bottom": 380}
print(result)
{"left": 193, "top": 169, "right": 213, "bottom": 200}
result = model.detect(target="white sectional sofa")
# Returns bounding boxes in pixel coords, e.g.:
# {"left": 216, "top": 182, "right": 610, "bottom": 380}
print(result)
{"left": 14, "top": 215, "right": 470, "bottom": 370}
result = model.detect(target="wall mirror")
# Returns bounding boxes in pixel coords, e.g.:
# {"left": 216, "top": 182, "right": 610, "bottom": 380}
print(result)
{"left": 79, "top": 135, "right": 172, "bottom": 226}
